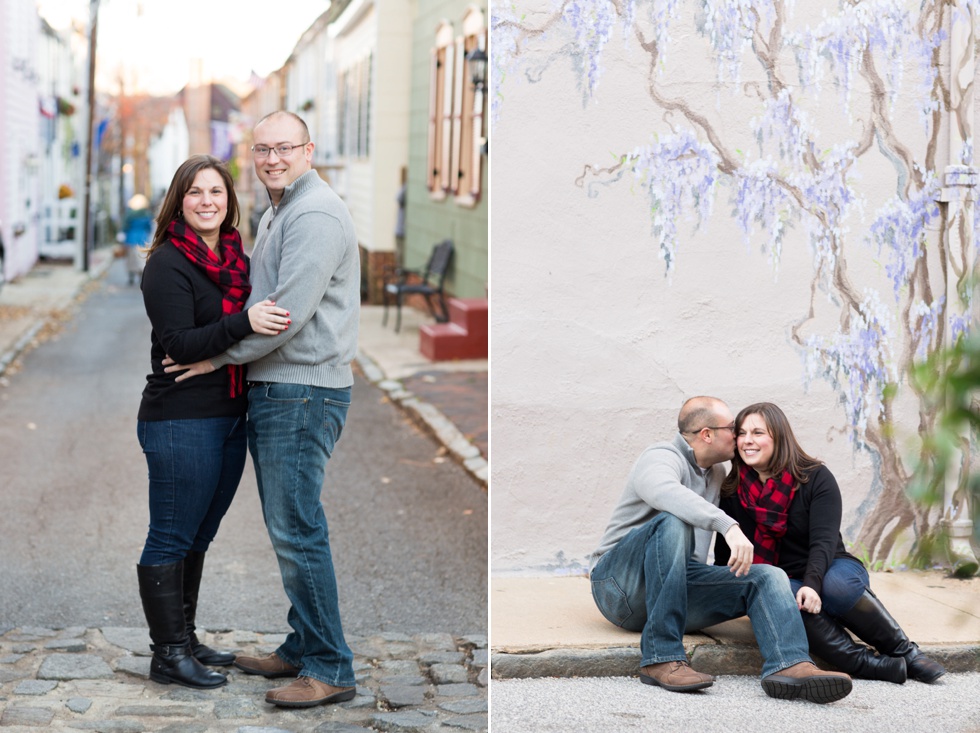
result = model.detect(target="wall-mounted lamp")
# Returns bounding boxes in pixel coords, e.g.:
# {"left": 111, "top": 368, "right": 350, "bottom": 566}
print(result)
{"left": 465, "top": 47, "right": 487, "bottom": 92}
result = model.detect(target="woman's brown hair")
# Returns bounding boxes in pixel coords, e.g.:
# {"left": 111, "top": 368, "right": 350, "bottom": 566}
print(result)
{"left": 720, "top": 402, "right": 823, "bottom": 497}
{"left": 145, "top": 155, "right": 240, "bottom": 258}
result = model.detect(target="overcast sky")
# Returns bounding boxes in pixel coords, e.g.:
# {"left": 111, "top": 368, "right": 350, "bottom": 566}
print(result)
{"left": 38, "top": 0, "right": 331, "bottom": 95}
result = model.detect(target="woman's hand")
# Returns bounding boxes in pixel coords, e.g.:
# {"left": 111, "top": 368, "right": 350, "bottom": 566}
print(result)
{"left": 248, "top": 300, "right": 290, "bottom": 336}
{"left": 796, "top": 585, "right": 822, "bottom": 614}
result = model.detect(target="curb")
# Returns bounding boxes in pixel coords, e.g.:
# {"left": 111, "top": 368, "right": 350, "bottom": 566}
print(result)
{"left": 0, "top": 254, "right": 115, "bottom": 379}
{"left": 490, "top": 643, "right": 980, "bottom": 680}
{"left": 356, "top": 348, "right": 488, "bottom": 487}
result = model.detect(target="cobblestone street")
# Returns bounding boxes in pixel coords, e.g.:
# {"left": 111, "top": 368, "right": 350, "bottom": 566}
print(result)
{"left": 0, "top": 625, "right": 487, "bottom": 732}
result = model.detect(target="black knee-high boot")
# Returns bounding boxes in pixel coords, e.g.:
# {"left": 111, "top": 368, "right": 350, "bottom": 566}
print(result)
{"left": 182, "top": 551, "right": 235, "bottom": 666}
{"left": 801, "top": 610, "right": 906, "bottom": 683}
{"left": 838, "top": 589, "right": 946, "bottom": 683}
{"left": 137, "top": 561, "right": 227, "bottom": 689}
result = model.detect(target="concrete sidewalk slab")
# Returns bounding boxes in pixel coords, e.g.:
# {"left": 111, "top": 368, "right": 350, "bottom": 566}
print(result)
{"left": 490, "top": 573, "right": 980, "bottom": 679}
{"left": 0, "top": 249, "right": 115, "bottom": 377}
{"left": 358, "top": 304, "right": 486, "bottom": 380}
{"left": 357, "top": 304, "right": 488, "bottom": 485}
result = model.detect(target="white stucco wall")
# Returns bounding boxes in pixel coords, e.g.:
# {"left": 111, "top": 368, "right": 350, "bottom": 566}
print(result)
{"left": 1, "top": 0, "right": 42, "bottom": 278}
{"left": 491, "top": 0, "right": 977, "bottom": 574}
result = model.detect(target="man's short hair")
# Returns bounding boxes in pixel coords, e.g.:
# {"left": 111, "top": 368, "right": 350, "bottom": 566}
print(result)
{"left": 255, "top": 110, "right": 311, "bottom": 142}
{"left": 677, "top": 396, "right": 724, "bottom": 434}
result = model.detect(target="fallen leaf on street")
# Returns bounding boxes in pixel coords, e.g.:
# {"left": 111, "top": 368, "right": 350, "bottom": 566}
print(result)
{"left": 0, "top": 305, "right": 33, "bottom": 320}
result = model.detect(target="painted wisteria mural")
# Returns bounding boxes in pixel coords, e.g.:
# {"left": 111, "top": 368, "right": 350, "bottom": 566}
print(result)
{"left": 493, "top": 0, "right": 979, "bottom": 563}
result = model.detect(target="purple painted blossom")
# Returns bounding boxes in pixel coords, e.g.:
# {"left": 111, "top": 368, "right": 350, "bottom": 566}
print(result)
{"left": 949, "top": 311, "right": 972, "bottom": 346}
{"left": 629, "top": 132, "right": 718, "bottom": 273}
{"left": 804, "top": 291, "right": 896, "bottom": 446}
{"left": 699, "top": 0, "right": 772, "bottom": 83}
{"left": 490, "top": 2, "right": 524, "bottom": 124}
{"left": 868, "top": 178, "right": 940, "bottom": 300}
{"left": 788, "top": 0, "right": 935, "bottom": 118}
{"left": 563, "top": 0, "right": 617, "bottom": 99}
{"left": 910, "top": 297, "right": 944, "bottom": 360}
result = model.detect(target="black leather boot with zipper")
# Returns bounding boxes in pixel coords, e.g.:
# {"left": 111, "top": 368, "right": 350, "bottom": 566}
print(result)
{"left": 137, "top": 561, "right": 226, "bottom": 689}
{"left": 838, "top": 589, "right": 945, "bottom": 683}
{"left": 802, "top": 610, "right": 906, "bottom": 683}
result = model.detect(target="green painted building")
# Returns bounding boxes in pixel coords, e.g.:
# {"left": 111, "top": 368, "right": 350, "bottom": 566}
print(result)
{"left": 405, "top": 0, "right": 488, "bottom": 300}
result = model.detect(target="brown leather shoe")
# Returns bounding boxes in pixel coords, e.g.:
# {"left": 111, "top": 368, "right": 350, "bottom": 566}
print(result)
{"left": 265, "top": 676, "right": 356, "bottom": 708}
{"left": 762, "top": 661, "right": 852, "bottom": 704}
{"left": 233, "top": 652, "right": 300, "bottom": 678}
{"left": 639, "top": 661, "right": 714, "bottom": 692}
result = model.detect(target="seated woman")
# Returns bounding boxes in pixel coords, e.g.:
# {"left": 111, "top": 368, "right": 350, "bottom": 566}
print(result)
{"left": 714, "top": 402, "right": 945, "bottom": 684}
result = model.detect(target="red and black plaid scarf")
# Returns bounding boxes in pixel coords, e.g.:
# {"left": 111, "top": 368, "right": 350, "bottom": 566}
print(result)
{"left": 167, "top": 219, "right": 251, "bottom": 397}
{"left": 737, "top": 465, "right": 798, "bottom": 566}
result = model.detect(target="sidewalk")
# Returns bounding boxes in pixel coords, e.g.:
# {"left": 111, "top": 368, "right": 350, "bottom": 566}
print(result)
{"left": 356, "top": 304, "right": 488, "bottom": 486}
{"left": 490, "top": 572, "right": 980, "bottom": 679}
{"left": 0, "top": 248, "right": 116, "bottom": 377}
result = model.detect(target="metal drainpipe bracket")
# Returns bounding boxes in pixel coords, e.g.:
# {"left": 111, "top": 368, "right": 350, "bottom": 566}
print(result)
{"left": 939, "top": 164, "right": 979, "bottom": 202}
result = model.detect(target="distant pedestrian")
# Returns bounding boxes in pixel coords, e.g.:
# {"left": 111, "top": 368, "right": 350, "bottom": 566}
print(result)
{"left": 716, "top": 402, "right": 946, "bottom": 684}
{"left": 395, "top": 166, "right": 406, "bottom": 266}
{"left": 165, "top": 111, "right": 361, "bottom": 708}
{"left": 136, "top": 155, "right": 289, "bottom": 689}
{"left": 122, "top": 193, "right": 154, "bottom": 285}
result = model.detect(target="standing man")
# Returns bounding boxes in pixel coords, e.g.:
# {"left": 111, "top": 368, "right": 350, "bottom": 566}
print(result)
{"left": 167, "top": 111, "right": 360, "bottom": 708}
{"left": 589, "top": 396, "right": 853, "bottom": 704}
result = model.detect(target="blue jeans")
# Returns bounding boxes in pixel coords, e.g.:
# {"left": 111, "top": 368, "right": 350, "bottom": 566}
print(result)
{"left": 590, "top": 513, "right": 811, "bottom": 677}
{"left": 137, "top": 416, "right": 246, "bottom": 565}
{"left": 789, "top": 556, "right": 869, "bottom": 617}
{"left": 247, "top": 382, "right": 354, "bottom": 687}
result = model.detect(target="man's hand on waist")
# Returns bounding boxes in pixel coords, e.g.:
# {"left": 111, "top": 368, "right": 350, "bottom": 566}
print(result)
{"left": 163, "top": 356, "right": 216, "bottom": 382}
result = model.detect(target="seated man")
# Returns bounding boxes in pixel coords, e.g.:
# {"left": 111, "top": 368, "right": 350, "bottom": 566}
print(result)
{"left": 589, "top": 396, "right": 852, "bottom": 704}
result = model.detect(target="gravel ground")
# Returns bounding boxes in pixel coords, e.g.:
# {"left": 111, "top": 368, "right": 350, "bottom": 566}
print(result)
{"left": 490, "top": 673, "right": 980, "bottom": 733}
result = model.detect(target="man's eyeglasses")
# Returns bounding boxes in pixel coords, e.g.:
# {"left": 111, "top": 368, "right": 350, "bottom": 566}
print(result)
{"left": 251, "top": 142, "right": 309, "bottom": 159}
{"left": 685, "top": 425, "right": 735, "bottom": 434}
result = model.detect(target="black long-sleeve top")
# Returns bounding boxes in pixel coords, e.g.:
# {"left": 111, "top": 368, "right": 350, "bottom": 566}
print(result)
{"left": 714, "top": 464, "right": 862, "bottom": 596}
{"left": 138, "top": 241, "right": 253, "bottom": 421}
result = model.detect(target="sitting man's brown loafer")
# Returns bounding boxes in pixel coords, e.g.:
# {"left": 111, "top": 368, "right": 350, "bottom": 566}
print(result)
{"left": 265, "top": 676, "right": 356, "bottom": 708}
{"left": 639, "top": 660, "right": 714, "bottom": 692}
{"left": 761, "top": 661, "right": 852, "bottom": 704}
{"left": 233, "top": 652, "right": 300, "bottom": 678}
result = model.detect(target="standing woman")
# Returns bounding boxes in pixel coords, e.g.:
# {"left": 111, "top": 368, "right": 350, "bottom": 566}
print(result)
{"left": 716, "top": 402, "right": 945, "bottom": 685}
{"left": 137, "top": 155, "right": 289, "bottom": 689}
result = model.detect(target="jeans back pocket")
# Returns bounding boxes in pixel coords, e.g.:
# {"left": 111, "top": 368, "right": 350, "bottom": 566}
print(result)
{"left": 591, "top": 576, "right": 635, "bottom": 629}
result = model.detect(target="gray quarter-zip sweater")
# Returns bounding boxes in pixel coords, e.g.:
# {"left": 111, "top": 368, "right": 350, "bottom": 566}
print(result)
{"left": 211, "top": 169, "right": 359, "bottom": 388}
{"left": 590, "top": 433, "right": 737, "bottom": 571}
